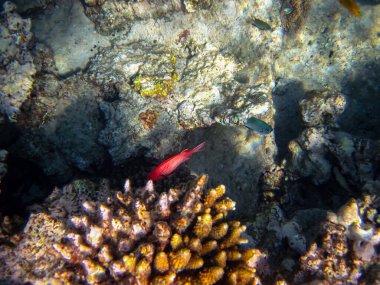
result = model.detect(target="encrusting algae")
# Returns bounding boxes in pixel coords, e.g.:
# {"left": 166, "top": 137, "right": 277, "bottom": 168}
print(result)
{"left": 132, "top": 55, "right": 178, "bottom": 99}
{"left": 139, "top": 109, "right": 159, "bottom": 129}
{"left": 49, "top": 175, "right": 267, "bottom": 284}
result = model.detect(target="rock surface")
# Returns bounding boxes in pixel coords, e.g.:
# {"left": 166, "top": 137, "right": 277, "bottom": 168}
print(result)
{"left": 0, "top": 1, "right": 35, "bottom": 122}
{"left": 12, "top": 75, "right": 107, "bottom": 179}
{"left": 31, "top": 0, "right": 110, "bottom": 75}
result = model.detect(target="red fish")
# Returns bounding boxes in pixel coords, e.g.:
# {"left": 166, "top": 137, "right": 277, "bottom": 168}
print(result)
{"left": 148, "top": 142, "right": 206, "bottom": 181}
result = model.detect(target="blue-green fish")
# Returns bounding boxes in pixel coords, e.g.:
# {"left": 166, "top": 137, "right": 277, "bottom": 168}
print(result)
{"left": 245, "top": 116, "right": 273, "bottom": 134}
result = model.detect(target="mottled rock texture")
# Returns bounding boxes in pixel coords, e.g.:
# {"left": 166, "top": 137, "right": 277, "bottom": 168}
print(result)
{"left": 31, "top": 0, "right": 110, "bottom": 75}
{"left": 0, "top": 2, "right": 35, "bottom": 122}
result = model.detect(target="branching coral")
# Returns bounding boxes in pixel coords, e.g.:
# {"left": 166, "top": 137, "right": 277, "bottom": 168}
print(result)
{"left": 50, "top": 175, "right": 266, "bottom": 284}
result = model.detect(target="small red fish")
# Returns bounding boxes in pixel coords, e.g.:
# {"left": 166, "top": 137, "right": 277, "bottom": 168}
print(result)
{"left": 148, "top": 142, "right": 206, "bottom": 181}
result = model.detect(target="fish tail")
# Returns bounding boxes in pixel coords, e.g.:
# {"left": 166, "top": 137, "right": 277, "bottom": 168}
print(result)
{"left": 190, "top": 141, "right": 206, "bottom": 154}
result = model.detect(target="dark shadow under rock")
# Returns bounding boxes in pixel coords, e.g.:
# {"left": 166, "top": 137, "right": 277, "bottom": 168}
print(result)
{"left": 273, "top": 80, "right": 305, "bottom": 163}
{"left": 338, "top": 62, "right": 380, "bottom": 140}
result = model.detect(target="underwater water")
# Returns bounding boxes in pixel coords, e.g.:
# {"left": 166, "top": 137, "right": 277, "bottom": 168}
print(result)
{"left": 0, "top": 0, "right": 379, "bottom": 284}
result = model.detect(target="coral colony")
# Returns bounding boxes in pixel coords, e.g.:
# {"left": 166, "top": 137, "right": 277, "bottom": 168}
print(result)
{"left": 1, "top": 176, "right": 267, "bottom": 284}
{"left": 52, "top": 176, "right": 266, "bottom": 284}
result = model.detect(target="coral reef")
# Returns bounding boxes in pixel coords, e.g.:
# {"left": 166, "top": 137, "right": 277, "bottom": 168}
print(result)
{"left": 288, "top": 127, "right": 334, "bottom": 185}
{"left": 258, "top": 163, "right": 287, "bottom": 206}
{"left": 82, "top": 0, "right": 212, "bottom": 34}
{"left": 0, "top": 212, "right": 68, "bottom": 283}
{"left": 291, "top": 196, "right": 380, "bottom": 284}
{"left": 183, "top": 0, "right": 212, "bottom": 13}
{"left": 29, "top": 178, "right": 115, "bottom": 219}
{"left": 275, "top": 1, "right": 379, "bottom": 92}
{"left": 11, "top": 0, "right": 55, "bottom": 14}
{"left": 245, "top": 192, "right": 379, "bottom": 284}
{"left": 287, "top": 88, "right": 379, "bottom": 187}
{"left": 329, "top": 197, "right": 380, "bottom": 253}
{"left": 0, "top": 213, "right": 23, "bottom": 246}
{"left": 0, "top": 175, "right": 267, "bottom": 284}
{"left": 294, "top": 221, "right": 361, "bottom": 284}
{"left": 52, "top": 175, "right": 266, "bottom": 284}
{"left": 1, "top": 0, "right": 379, "bottom": 283}
{"left": 87, "top": 40, "right": 259, "bottom": 163}
{"left": 0, "top": 1, "right": 35, "bottom": 122}
{"left": 246, "top": 204, "right": 319, "bottom": 257}
{"left": 131, "top": 55, "right": 178, "bottom": 99}
{"left": 288, "top": 126, "right": 379, "bottom": 186}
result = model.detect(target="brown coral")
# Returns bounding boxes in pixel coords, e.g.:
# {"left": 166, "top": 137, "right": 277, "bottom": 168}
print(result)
{"left": 52, "top": 175, "right": 265, "bottom": 284}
